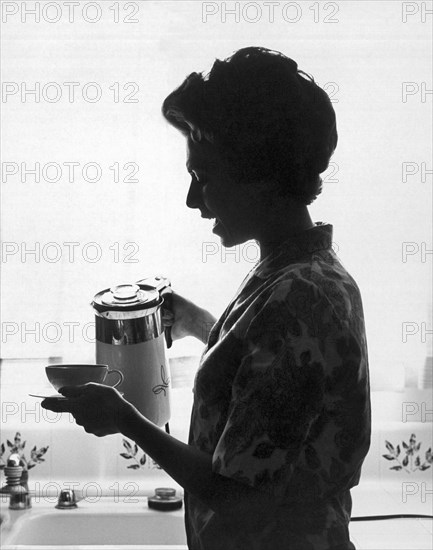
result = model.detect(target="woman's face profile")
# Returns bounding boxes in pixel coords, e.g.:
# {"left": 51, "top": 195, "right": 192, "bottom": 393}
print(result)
{"left": 185, "top": 136, "right": 259, "bottom": 249}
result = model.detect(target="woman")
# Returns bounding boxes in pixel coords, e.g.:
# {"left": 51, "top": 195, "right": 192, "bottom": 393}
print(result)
{"left": 43, "top": 47, "right": 371, "bottom": 550}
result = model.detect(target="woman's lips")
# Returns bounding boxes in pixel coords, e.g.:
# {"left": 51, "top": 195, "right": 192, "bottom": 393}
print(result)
{"left": 200, "top": 213, "right": 222, "bottom": 233}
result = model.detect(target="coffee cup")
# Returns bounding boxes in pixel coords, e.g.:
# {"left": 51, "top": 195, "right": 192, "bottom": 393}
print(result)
{"left": 45, "top": 364, "right": 124, "bottom": 392}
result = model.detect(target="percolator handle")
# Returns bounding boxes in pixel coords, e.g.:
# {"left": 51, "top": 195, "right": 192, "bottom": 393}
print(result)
{"left": 160, "top": 287, "right": 173, "bottom": 349}
{"left": 135, "top": 275, "right": 173, "bottom": 349}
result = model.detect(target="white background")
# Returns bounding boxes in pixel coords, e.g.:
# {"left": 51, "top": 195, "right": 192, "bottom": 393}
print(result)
{"left": 1, "top": 0, "right": 432, "bottom": 391}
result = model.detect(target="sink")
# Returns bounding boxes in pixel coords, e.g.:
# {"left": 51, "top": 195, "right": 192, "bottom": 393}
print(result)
{"left": 1, "top": 498, "right": 188, "bottom": 549}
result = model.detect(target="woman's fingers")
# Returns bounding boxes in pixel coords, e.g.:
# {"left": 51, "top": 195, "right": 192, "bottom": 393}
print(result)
{"left": 43, "top": 382, "right": 132, "bottom": 437}
{"left": 161, "top": 310, "right": 175, "bottom": 326}
{"left": 40, "top": 383, "right": 100, "bottom": 409}
{"left": 41, "top": 396, "right": 78, "bottom": 412}
{"left": 58, "top": 384, "right": 89, "bottom": 397}
{"left": 41, "top": 384, "right": 102, "bottom": 412}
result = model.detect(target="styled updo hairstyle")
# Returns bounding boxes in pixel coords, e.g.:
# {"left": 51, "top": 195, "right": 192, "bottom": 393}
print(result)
{"left": 161, "top": 46, "right": 337, "bottom": 205}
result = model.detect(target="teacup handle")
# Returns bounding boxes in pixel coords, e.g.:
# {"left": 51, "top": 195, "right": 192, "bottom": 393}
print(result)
{"left": 105, "top": 369, "right": 124, "bottom": 388}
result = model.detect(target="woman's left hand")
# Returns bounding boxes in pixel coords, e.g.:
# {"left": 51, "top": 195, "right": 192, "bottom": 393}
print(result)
{"left": 41, "top": 383, "right": 136, "bottom": 437}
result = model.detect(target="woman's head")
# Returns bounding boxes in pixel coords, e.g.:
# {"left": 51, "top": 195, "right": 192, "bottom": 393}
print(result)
{"left": 162, "top": 46, "right": 337, "bottom": 205}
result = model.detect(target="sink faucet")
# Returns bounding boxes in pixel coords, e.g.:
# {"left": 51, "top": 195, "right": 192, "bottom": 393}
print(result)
{"left": 0, "top": 454, "right": 32, "bottom": 510}
{"left": 56, "top": 489, "right": 78, "bottom": 509}
{"left": 9, "top": 492, "right": 32, "bottom": 510}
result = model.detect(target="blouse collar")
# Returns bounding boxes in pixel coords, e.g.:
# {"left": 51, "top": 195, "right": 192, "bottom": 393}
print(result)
{"left": 253, "top": 222, "right": 334, "bottom": 279}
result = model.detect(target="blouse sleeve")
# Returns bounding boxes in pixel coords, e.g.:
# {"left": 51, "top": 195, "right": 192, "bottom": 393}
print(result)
{"left": 211, "top": 276, "right": 369, "bottom": 500}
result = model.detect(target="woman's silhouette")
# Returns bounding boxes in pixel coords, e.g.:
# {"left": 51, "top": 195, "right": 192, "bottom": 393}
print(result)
{"left": 43, "top": 47, "right": 371, "bottom": 550}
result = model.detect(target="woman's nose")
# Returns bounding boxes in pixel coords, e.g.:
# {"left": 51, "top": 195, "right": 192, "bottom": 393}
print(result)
{"left": 186, "top": 180, "right": 201, "bottom": 210}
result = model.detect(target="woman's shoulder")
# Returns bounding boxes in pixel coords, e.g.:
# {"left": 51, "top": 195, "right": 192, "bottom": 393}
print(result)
{"left": 247, "top": 253, "right": 364, "bottom": 327}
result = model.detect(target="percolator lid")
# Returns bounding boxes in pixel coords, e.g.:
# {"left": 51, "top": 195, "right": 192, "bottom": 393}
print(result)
{"left": 92, "top": 283, "right": 161, "bottom": 313}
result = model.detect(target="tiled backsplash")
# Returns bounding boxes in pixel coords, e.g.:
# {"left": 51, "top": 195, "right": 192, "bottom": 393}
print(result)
{"left": 1, "top": 358, "right": 431, "bottom": 496}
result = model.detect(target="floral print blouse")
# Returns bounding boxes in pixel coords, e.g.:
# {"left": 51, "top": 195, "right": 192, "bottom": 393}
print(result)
{"left": 184, "top": 223, "right": 371, "bottom": 550}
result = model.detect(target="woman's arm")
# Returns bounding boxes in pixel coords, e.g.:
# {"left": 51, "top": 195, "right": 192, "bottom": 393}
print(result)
{"left": 165, "top": 291, "right": 216, "bottom": 344}
{"left": 119, "top": 402, "right": 280, "bottom": 527}
{"left": 43, "top": 384, "right": 278, "bottom": 530}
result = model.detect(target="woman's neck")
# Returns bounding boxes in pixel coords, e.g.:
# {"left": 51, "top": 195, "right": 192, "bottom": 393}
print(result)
{"left": 257, "top": 203, "right": 315, "bottom": 261}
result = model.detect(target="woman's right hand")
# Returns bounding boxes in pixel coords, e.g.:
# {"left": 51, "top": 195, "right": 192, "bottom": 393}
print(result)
{"left": 162, "top": 290, "right": 216, "bottom": 344}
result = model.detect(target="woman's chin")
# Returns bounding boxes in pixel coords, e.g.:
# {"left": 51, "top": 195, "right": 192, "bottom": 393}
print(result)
{"left": 212, "top": 221, "right": 243, "bottom": 249}
{"left": 212, "top": 220, "right": 232, "bottom": 247}
{"left": 211, "top": 219, "right": 224, "bottom": 237}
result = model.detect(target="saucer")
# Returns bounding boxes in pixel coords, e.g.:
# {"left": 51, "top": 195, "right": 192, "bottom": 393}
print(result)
{"left": 29, "top": 393, "right": 67, "bottom": 400}
{"left": 29, "top": 390, "right": 124, "bottom": 399}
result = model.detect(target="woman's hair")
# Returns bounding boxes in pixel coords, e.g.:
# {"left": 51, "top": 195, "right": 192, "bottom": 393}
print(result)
{"left": 161, "top": 46, "right": 337, "bottom": 205}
